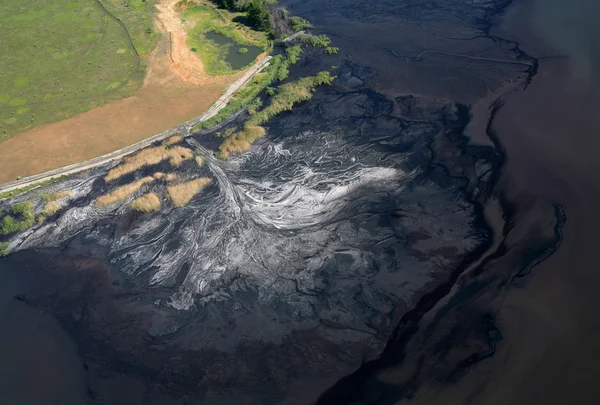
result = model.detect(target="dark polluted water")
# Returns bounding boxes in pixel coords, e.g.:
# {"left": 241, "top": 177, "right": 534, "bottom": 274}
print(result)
{"left": 0, "top": 0, "right": 581, "bottom": 404}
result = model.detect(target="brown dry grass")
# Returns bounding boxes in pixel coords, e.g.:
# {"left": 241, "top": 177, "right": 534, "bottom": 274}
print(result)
{"left": 43, "top": 190, "right": 73, "bottom": 202}
{"left": 195, "top": 156, "right": 205, "bottom": 166}
{"left": 166, "top": 173, "right": 178, "bottom": 181}
{"left": 167, "top": 177, "right": 211, "bottom": 207}
{"left": 219, "top": 125, "right": 265, "bottom": 158}
{"left": 105, "top": 145, "right": 194, "bottom": 181}
{"left": 166, "top": 134, "right": 183, "bottom": 145}
{"left": 42, "top": 201, "right": 62, "bottom": 216}
{"left": 130, "top": 193, "right": 161, "bottom": 212}
{"left": 41, "top": 189, "right": 73, "bottom": 215}
{"left": 96, "top": 177, "right": 155, "bottom": 206}
{"left": 153, "top": 172, "right": 165, "bottom": 179}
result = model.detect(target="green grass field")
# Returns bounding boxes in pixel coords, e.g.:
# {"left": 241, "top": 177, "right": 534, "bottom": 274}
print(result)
{"left": 184, "top": 3, "right": 268, "bottom": 75}
{"left": 0, "top": 0, "right": 157, "bottom": 140}
{"left": 102, "top": 0, "right": 158, "bottom": 57}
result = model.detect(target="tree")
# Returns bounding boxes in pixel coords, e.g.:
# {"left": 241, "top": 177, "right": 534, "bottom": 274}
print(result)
{"left": 245, "top": 0, "right": 270, "bottom": 31}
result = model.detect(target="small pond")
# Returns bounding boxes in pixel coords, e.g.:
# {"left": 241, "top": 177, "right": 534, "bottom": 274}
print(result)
{"left": 205, "top": 31, "right": 263, "bottom": 71}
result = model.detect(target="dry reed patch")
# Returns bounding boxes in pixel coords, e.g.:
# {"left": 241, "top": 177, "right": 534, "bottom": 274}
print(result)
{"left": 105, "top": 145, "right": 195, "bottom": 181}
{"left": 166, "top": 134, "right": 183, "bottom": 145}
{"left": 154, "top": 172, "right": 178, "bottom": 181}
{"left": 218, "top": 125, "right": 265, "bottom": 158}
{"left": 41, "top": 189, "right": 73, "bottom": 216}
{"left": 42, "top": 201, "right": 62, "bottom": 216}
{"left": 96, "top": 177, "right": 155, "bottom": 206}
{"left": 195, "top": 156, "right": 204, "bottom": 166}
{"left": 131, "top": 193, "right": 161, "bottom": 212}
{"left": 167, "top": 177, "right": 211, "bottom": 207}
{"left": 44, "top": 190, "right": 73, "bottom": 202}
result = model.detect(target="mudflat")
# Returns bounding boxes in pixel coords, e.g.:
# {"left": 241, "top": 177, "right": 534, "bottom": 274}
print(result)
{"left": 399, "top": 0, "right": 600, "bottom": 403}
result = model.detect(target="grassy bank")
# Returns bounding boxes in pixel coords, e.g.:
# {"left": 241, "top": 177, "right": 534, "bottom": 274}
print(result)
{"left": 0, "top": 176, "right": 68, "bottom": 201}
{"left": 192, "top": 48, "right": 298, "bottom": 132}
{"left": 184, "top": 2, "right": 268, "bottom": 75}
{"left": 0, "top": 0, "right": 157, "bottom": 141}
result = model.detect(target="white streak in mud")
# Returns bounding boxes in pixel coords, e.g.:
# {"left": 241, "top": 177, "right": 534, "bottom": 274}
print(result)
{"left": 239, "top": 167, "right": 402, "bottom": 230}
{"left": 11, "top": 179, "right": 100, "bottom": 250}
{"left": 163, "top": 164, "right": 408, "bottom": 311}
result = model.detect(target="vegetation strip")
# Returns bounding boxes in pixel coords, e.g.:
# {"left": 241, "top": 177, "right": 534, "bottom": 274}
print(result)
{"left": 104, "top": 145, "right": 194, "bottom": 181}
{"left": 218, "top": 70, "right": 336, "bottom": 158}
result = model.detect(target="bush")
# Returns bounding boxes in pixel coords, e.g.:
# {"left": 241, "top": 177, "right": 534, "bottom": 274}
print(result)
{"left": 247, "top": 97, "right": 263, "bottom": 114}
{"left": 299, "top": 33, "right": 331, "bottom": 48}
{"left": 238, "top": 47, "right": 249, "bottom": 54}
{"left": 0, "top": 241, "right": 9, "bottom": 257}
{"left": 325, "top": 46, "right": 339, "bottom": 55}
{"left": 0, "top": 201, "right": 35, "bottom": 236}
{"left": 289, "top": 16, "right": 312, "bottom": 32}
{"left": 285, "top": 45, "right": 302, "bottom": 64}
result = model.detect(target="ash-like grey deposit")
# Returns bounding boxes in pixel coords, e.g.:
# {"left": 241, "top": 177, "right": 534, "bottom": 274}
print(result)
{"left": 0, "top": 0, "right": 564, "bottom": 404}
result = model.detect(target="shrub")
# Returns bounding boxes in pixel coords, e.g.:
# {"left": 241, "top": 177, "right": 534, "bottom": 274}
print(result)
{"left": 299, "top": 33, "right": 331, "bottom": 48}
{"left": 0, "top": 241, "right": 9, "bottom": 257}
{"left": 325, "top": 46, "right": 339, "bottom": 55}
{"left": 286, "top": 45, "right": 302, "bottom": 64}
{"left": 0, "top": 202, "right": 35, "bottom": 235}
{"left": 238, "top": 47, "right": 249, "bottom": 54}
{"left": 247, "top": 98, "right": 263, "bottom": 114}
{"left": 289, "top": 16, "right": 312, "bottom": 32}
